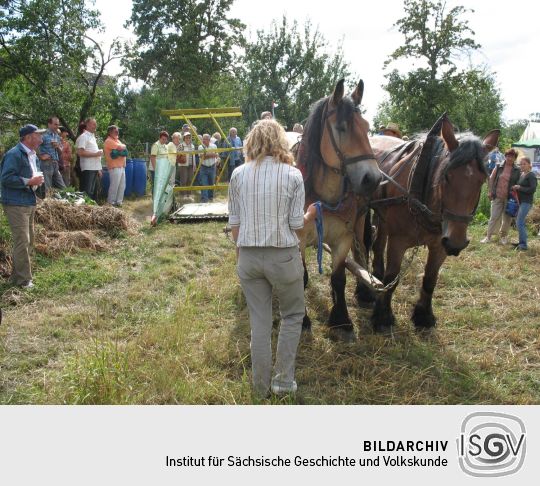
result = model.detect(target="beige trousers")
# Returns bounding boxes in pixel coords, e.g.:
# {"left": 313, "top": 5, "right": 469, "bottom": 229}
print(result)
{"left": 487, "top": 197, "right": 512, "bottom": 238}
{"left": 3, "top": 205, "right": 36, "bottom": 285}
{"left": 237, "top": 246, "right": 305, "bottom": 397}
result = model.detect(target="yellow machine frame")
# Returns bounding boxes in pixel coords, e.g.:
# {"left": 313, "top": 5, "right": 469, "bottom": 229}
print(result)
{"left": 160, "top": 107, "right": 243, "bottom": 193}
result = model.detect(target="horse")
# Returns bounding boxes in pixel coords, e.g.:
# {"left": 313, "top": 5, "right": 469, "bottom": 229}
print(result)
{"left": 354, "top": 113, "right": 499, "bottom": 334}
{"left": 296, "top": 78, "right": 382, "bottom": 342}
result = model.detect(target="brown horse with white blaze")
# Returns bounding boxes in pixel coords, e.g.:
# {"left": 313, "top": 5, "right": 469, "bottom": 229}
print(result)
{"left": 297, "top": 78, "right": 381, "bottom": 342}
{"left": 355, "top": 114, "right": 499, "bottom": 333}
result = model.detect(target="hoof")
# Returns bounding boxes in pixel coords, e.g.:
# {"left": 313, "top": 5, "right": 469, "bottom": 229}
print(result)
{"left": 328, "top": 326, "right": 357, "bottom": 343}
{"left": 373, "top": 323, "right": 394, "bottom": 336}
{"left": 411, "top": 305, "right": 437, "bottom": 329}
{"left": 371, "top": 312, "right": 395, "bottom": 335}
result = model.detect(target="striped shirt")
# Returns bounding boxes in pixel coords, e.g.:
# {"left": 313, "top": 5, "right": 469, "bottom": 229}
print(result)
{"left": 228, "top": 156, "right": 305, "bottom": 247}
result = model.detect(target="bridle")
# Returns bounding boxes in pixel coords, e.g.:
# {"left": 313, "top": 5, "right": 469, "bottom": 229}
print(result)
{"left": 439, "top": 158, "right": 485, "bottom": 224}
{"left": 320, "top": 99, "right": 375, "bottom": 176}
{"left": 375, "top": 144, "right": 484, "bottom": 228}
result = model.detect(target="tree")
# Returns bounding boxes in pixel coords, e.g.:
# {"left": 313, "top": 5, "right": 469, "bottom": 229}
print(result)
{"left": 386, "top": 0, "right": 479, "bottom": 80}
{"left": 125, "top": 0, "right": 245, "bottom": 97}
{"left": 500, "top": 119, "right": 528, "bottom": 149}
{"left": 376, "top": 0, "right": 503, "bottom": 135}
{"left": 450, "top": 67, "right": 503, "bottom": 135}
{"left": 0, "top": 0, "right": 121, "bottom": 140}
{"left": 240, "top": 17, "right": 352, "bottom": 128}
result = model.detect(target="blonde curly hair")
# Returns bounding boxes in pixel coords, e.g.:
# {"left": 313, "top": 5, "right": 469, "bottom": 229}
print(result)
{"left": 244, "top": 119, "right": 294, "bottom": 165}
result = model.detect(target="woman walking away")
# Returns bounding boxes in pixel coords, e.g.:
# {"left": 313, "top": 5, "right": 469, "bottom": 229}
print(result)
{"left": 228, "top": 119, "right": 316, "bottom": 399}
{"left": 512, "top": 157, "right": 537, "bottom": 251}
{"left": 481, "top": 148, "right": 521, "bottom": 245}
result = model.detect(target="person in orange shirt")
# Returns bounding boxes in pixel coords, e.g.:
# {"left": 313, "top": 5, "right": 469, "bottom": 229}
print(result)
{"left": 103, "top": 125, "right": 127, "bottom": 206}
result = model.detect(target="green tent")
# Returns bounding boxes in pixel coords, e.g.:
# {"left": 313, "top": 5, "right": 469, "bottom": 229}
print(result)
{"left": 512, "top": 138, "right": 540, "bottom": 148}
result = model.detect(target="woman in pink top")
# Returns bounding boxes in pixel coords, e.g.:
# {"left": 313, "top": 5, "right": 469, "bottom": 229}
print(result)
{"left": 103, "top": 125, "right": 127, "bottom": 206}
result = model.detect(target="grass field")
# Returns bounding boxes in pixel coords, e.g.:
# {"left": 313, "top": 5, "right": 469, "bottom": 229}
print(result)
{"left": 1, "top": 195, "right": 539, "bottom": 404}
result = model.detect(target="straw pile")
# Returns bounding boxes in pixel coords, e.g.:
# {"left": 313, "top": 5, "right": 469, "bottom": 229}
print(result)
{"left": 30, "top": 199, "right": 140, "bottom": 257}
{"left": 34, "top": 228, "right": 111, "bottom": 257}
{"left": 0, "top": 243, "right": 13, "bottom": 278}
{"left": 35, "top": 199, "right": 138, "bottom": 235}
{"left": 529, "top": 204, "right": 540, "bottom": 232}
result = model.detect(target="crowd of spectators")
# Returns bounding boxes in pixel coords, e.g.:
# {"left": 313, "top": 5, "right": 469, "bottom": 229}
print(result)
{"left": 1, "top": 111, "right": 538, "bottom": 294}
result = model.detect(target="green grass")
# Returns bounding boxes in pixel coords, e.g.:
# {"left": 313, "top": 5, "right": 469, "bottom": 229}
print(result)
{"left": 1, "top": 197, "right": 539, "bottom": 404}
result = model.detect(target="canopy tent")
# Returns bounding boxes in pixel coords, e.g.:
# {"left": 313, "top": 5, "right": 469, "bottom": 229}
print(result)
{"left": 512, "top": 122, "right": 540, "bottom": 175}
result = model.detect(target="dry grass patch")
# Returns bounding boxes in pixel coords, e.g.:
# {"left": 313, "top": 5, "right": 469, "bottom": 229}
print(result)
{"left": 1, "top": 198, "right": 539, "bottom": 404}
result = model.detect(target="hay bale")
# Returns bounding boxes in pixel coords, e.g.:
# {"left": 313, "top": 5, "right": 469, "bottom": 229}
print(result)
{"left": 35, "top": 199, "right": 139, "bottom": 235}
{"left": 529, "top": 205, "right": 540, "bottom": 230}
{"left": 0, "top": 243, "right": 13, "bottom": 278}
{"left": 34, "top": 228, "right": 111, "bottom": 257}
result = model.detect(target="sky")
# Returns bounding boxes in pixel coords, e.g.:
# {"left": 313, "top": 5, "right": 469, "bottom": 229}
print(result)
{"left": 93, "top": 0, "right": 539, "bottom": 126}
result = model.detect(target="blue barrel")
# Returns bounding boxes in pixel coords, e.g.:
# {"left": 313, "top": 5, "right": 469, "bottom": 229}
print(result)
{"left": 124, "top": 159, "right": 135, "bottom": 197}
{"left": 100, "top": 167, "right": 110, "bottom": 200}
{"left": 132, "top": 158, "right": 147, "bottom": 197}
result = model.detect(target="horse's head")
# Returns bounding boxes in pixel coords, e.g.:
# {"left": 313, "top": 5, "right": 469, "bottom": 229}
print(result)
{"left": 319, "top": 79, "right": 381, "bottom": 198}
{"left": 436, "top": 117, "right": 500, "bottom": 256}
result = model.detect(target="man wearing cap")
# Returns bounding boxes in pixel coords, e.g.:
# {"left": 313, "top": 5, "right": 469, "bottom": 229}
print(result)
{"left": 103, "top": 125, "right": 128, "bottom": 206}
{"left": 0, "top": 125, "right": 46, "bottom": 288}
{"left": 76, "top": 118, "right": 103, "bottom": 201}
{"left": 37, "top": 116, "right": 66, "bottom": 193}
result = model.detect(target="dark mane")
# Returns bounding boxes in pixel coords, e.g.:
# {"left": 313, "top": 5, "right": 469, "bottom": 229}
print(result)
{"left": 435, "top": 135, "right": 487, "bottom": 184}
{"left": 298, "top": 94, "right": 359, "bottom": 197}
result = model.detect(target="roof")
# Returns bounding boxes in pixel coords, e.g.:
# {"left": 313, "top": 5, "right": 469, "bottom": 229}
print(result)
{"left": 513, "top": 138, "right": 540, "bottom": 148}
{"left": 518, "top": 121, "right": 540, "bottom": 142}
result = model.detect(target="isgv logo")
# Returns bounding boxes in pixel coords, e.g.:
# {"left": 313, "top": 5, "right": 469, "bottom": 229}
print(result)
{"left": 457, "top": 412, "right": 526, "bottom": 477}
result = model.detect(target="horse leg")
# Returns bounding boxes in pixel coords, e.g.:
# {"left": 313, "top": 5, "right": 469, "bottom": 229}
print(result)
{"left": 353, "top": 213, "right": 387, "bottom": 307}
{"left": 371, "top": 237, "right": 407, "bottom": 334}
{"left": 301, "top": 255, "right": 312, "bottom": 332}
{"left": 327, "top": 238, "right": 355, "bottom": 342}
{"left": 372, "top": 220, "right": 387, "bottom": 281}
{"left": 352, "top": 213, "right": 375, "bottom": 308}
{"left": 411, "top": 244, "right": 446, "bottom": 329}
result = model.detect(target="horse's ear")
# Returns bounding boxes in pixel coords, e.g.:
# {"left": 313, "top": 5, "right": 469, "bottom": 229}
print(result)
{"left": 441, "top": 115, "right": 458, "bottom": 152}
{"left": 332, "top": 79, "right": 345, "bottom": 106}
{"left": 482, "top": 129, "right": 501, "bottom": 155}
{"left": 351, "top": 79, "right": 364, "bottom": 106}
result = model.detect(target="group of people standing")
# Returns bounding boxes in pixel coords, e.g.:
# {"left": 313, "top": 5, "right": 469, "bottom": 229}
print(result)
{"left": 0, "top": 117, "right": 129, "bottom": 288}
{"left": 149, "top": 126, "right": 244, "bottom": 204}
{"left": 481, "top": 148, "right": 538, "bottom": 251}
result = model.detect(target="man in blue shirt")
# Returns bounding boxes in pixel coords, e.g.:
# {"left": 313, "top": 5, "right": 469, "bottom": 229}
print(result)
{"left": 1, "top": 124, "right": 46, "bottom": 288}
{"left": 226, "top": 127, "right": 243, "bottom": 181}
{"left": 37, "top": 116, "right": 66, "bottom": 192}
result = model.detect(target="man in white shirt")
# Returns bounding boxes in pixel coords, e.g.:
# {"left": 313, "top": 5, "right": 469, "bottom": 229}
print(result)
{"left": 76, "top": 118, "right": 103, "bottom": 201}
{"left": 198, "top": 133, "right": 218, "bottom": 203}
